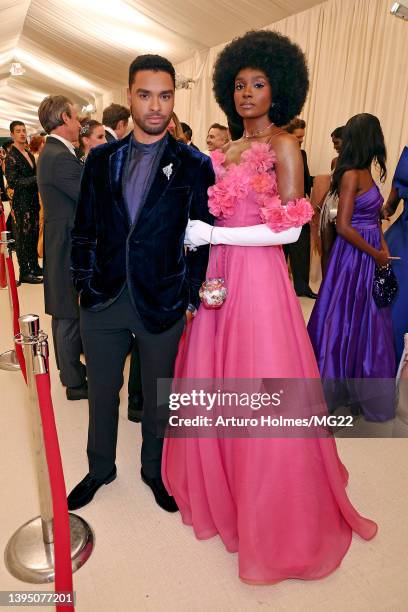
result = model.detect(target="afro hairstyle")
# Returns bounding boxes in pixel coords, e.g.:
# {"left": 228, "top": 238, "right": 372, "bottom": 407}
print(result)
{"left": 212, "top": 30, "right": 309, "bottom": 128}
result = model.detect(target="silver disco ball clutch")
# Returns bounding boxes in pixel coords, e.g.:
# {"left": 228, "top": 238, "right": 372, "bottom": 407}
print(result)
{"left": 199, "top": 230, "right": 227, "bottom": 309}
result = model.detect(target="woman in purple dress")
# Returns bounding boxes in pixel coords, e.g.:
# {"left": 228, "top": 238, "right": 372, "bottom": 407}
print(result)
{"left": 308, "top": 113, "right": 396, "bottom": 421}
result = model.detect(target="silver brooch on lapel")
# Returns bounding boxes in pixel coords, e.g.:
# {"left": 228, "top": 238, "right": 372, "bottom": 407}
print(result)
{"left": 162, "top": 163, "right": 173, "bottom": 180}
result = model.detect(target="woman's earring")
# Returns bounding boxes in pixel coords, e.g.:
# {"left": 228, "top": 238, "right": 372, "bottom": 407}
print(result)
{"left": 270, "top": 102, "right": 275, "bottom": 109}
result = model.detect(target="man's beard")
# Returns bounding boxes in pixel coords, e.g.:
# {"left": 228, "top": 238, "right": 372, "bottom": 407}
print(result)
{"left": 132, "top": 112, "right": 171, "bottom": 136}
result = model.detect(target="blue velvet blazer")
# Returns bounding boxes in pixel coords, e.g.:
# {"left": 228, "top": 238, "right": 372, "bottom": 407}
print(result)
{"left": 71, "top": 133, "right": 214, "bottom": 333}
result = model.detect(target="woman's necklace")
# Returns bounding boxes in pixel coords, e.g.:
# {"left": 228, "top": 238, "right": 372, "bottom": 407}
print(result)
{"left": 243, "top": 122, "right": 274, "bottom": 139}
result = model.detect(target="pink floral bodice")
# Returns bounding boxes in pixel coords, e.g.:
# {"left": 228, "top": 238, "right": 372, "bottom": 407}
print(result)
{"left": 208, "top": 142, "right": 313, "bottom": 231}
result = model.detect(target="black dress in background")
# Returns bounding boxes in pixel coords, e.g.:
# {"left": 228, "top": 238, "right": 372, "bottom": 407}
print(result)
{"left": 4, "top": 146, "right": 40, "bottom": 277}
{"left": 283, "top": 149, "right": 314, "bottom": 296}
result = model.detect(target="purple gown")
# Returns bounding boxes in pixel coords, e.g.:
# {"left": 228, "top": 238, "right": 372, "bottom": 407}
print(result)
{"left": 308, "top": 183, "right": 396, "bottom": 421}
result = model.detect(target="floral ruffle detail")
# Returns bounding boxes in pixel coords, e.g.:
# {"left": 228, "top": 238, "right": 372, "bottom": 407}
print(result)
{"left": 260, "top": 195, "right": 313, "bottom": 232}
{"left": 209, "top": 149, "right": 226, "bottom": 178}
{"left": 240, "top": 142, "right": 276, "bottom": 173}
{"left": 208, "top": 163, "right": 251, "bottom": 218}
{"left": 208, "top": 143, "right": 276, "bottom": 218}
{"left": 208, "top": 142, "right": 313, "bottom": 228}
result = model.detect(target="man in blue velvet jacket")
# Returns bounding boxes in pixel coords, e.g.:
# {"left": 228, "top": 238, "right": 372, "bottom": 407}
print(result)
{"left": 68, "top": 54, "right": 214, "bottom": 513}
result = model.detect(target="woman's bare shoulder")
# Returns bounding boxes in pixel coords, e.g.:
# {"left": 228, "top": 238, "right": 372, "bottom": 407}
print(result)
{"left": 269, "top": 131, "right": 299, "bottom": 154}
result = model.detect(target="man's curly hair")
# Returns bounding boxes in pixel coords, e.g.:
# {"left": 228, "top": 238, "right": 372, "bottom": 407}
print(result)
{"left": 213, "top": 30, "right": 309, "bottom": 128}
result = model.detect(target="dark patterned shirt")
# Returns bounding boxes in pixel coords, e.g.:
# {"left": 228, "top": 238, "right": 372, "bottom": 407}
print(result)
{"left": 124, "top": 134, "right": 167, "bottom": 224}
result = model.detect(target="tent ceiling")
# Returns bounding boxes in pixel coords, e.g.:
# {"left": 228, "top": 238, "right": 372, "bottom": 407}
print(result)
{"left": 0, "top": 0, "right": 323, "bottom": 133}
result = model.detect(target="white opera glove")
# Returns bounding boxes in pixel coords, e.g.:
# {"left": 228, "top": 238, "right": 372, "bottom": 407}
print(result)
{"left": 184, "top": 219, "right": 301, "bottom": 248}
{"left": 184, "top": 220, "right": 213, "bottom": 248}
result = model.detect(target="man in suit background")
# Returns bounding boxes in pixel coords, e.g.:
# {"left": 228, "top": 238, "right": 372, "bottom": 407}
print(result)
{"left": 204, "top": 122, "right": 229, "bottom": 155}
{"left": 284, "top": 117, "right": 317, "bottom": 299}
{"left": 68, "top": 54, "right": 214, "bottom": 513}
{"left": 180, "top": 122, "right": 199, "bottom": 150}
{"left": 5, "top": 121, "right": 41, "bottom": 284}
{"left": 37, "top": 95, "right": 88, "bottom": 400}
{"left": 102, "top": 103, "right": 131, "bottom": 142}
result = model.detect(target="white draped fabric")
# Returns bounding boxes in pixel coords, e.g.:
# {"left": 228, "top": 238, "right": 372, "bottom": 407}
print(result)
{"left": 0, "top": 0, "right": 322, "bottom": 133}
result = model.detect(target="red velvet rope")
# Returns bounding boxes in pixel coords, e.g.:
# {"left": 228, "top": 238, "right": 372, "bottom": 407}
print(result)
{"left": 0, "top": 207, "right": 6, "bottom": 288}
{"left": 5, "top": 254, "right": 27, "bottom": 381}
{"left": 35, "top": 372, "right": 74, "bottom": 612}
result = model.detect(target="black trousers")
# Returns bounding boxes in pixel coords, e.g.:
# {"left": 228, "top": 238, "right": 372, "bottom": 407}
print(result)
{"left": 51, "top": 317, "right": 86, "bottom": 388}
{"left": 80, "top": 288, "right": 185, "bottom": 479}
{"left": 128, "top": 340, "right": 143, "bottom": 403}
{"left": 13, "top": 203, "right": 39, "bottom": 276}
{"left": 283, "top": 223, "right": 311, "bottom": 294}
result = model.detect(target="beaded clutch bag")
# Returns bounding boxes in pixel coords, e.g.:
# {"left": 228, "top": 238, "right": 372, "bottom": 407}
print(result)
{"left": 372, "top": 263, "right": 398, "bottom": 308}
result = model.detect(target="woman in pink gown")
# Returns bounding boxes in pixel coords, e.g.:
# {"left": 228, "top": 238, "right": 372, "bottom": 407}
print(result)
{"left": 162, "top": 30, "right": 377, "bottom": 585}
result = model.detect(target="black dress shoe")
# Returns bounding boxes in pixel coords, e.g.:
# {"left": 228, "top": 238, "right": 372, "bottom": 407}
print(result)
{"left": 31, "top": 268, "right": 43, "bottom": 277}
{"left": 66, "top": 382, "right": 88, "bottom": 400}
{"left": 128, "top": 393, "right": 143, "bottom": 422}
{"left": 67, "top": 467, "right": 117, "bottom": 510}
{"left": 296, "top": 288, "right": 318, "bottom": 299}
{"left": 141, "top": 468, "right": 178, "bottom": 512}
{"left": 19, "top": 273, "right": 43, "bottom": 284}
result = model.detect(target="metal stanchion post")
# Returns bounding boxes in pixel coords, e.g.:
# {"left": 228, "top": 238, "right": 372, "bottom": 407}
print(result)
{"left": 4, "top": 314, "right": 94, "bottom": 583}
{"left": 0, "top": 230, "right": 20, "bottom": 371}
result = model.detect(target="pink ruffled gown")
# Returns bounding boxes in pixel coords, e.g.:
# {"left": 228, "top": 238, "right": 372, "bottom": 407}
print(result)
{"left": 162, "top": 143, "right": 377, "bottom": 584}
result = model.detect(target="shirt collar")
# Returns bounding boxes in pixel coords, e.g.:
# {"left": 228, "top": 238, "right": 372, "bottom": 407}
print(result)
{"left": 130, "top": 133, "right": 167, "bottom": 153}
{"left": 49, "top": 134, "right": 77, "bottom": 156}
{"left": 104, "top": 126, "right": 118, "bottom": 139}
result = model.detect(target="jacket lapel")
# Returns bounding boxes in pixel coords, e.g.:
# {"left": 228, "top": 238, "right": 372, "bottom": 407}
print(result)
{"left": 109, "top": 135, "right": 131, "bottom": 223}
{"left": 14, "top": 146, "right": 36, "bottom": 172}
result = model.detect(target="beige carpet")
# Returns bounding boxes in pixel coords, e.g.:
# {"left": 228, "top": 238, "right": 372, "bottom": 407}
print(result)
{"left": 0, "top": 277, "right": 407, "bottom": 612}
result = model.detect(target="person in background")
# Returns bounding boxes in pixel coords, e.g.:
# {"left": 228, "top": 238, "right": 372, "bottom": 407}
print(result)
{"left": 0, "top": 145, "right": 8, "bottom": 204}
{"left": 30, "top": 134, "right": 46, "bottom": 258}
{"left": 205, "top": 122, "right": 229, "bottom": 153}
{"left": 331, "top": 126, "right": 344, "bottom": 169}
{"left": 283, "top": 117, "right": 316, "bottom": 298}
{"left": 383, "top": 147, "right": 408, "bottom": 362}
{"left": 308, "top": 113, "right": 396, "bottom": 421}
{"left": 29, "top": 134, "right": 45, "bottom": 161}
{"left": 102, "top": 103, "right": 131, "bottom": 142}
{"left": 37, "top": 95, "right": 87, "bottom": 401}
{"left": 227, "top": 117, "right": 244, "bottom": 141}
{"left": 5, "top": 121, "right": 42, "bottom": 283}
{"left": 180, "top": 122, "right": 199, "bottom": 150}
{"left": 78, "top": 119, "right": 107, "bottom": 163}
{"left": 317, "top": 126, "right": 345, "bottom": 277}
{"left": 1, "top": 140, "right": 14, "bottom": 201}
{"left": 166, "top": 112, "right": 187, "bottom": 142}
{"left": 1, "top": 140, "right": 18, "bottom": 252}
